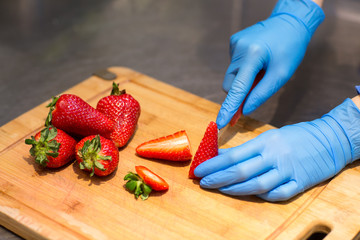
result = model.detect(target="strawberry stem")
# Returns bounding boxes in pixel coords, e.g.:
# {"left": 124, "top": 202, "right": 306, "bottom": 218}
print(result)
{"left": 45, "top": 96, "right": 59, "bottom": 127}
{"left": 110, "top": 82, "right": 126, "bottom": 96}
{"left": 25, "top": 127, "right": 60, "bottom": 167}
{"left": 124, "top": 172, "right": 152, "bottom": 200}
{"left": 78, "top": 135, "right": 112, "bottom": 177}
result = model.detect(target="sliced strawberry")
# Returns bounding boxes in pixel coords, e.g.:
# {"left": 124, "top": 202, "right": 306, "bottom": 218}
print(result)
{"left": 97, "top": 83, "right": 141, "bottom": 147}
{"left": 188, "top": 121, "right": 218, "bottom": 179}
{"left": 136, "top": 130, "right": 192, "bottom": 161}
{"left": 75, "top": 135, "right": 119, "bottom": 177}
{"left": 25, "top": 127, "right": 77, "bottom": 168}
{"left": 135, "top": 166, "right": 169, "bottom": 191}
{"left": 124, "top": 166, "right": 169, "bottom": 200}
{"left": 230, "top": 70, "right": 265, "bottom": 126}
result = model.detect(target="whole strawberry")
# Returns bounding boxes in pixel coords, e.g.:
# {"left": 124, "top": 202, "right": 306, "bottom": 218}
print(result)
{"left": 75, "top": 135, "right": 119, "bottom": 177}
{"left": 188, "top": 121, "right": 218, "bottom": 179}
{"left": 96, "top": 82, "right": 141, "bottom": 147}
{"left": 46, "top": 94, "right": 115, "bottom": 138}
{"left": 25, "top": 127, "right": 77, "bottom": 168}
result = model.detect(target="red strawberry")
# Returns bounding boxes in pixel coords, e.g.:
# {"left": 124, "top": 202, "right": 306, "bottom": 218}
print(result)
{"left": 46, "top": 94, "right": 115, "bottom": 138}
{"left": 230, "top": 70, "right": 265, "bottom": 126}
{"left": 96, "top": 83, "right": 141, "bottom": 147}
{"left": 75, "top": 135, "right": 119, "bottom": 177}
{"left": 136, "top": 130, "right": 192, "bottom": 161}
{"left": 124, "top": 165, "right": 169, "bottom": 200}
{"left": 188, "top": 121, "right": 218, "bottom": 179}
{"left": 25, "top": 127, "right": 77, "bottom": 168}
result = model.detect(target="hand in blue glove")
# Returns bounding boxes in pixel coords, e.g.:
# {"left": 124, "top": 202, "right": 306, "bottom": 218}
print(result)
{"left": 195, "top": 98, "right": 360, "bottom": 201}
{"left": 217, "top": 0, "right": 325, "bottom": 129}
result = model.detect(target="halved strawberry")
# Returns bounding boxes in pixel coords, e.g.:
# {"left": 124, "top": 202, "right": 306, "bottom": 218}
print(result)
{"left": 136, "top": 130, "right": 192, "bottom": 161}
{"left": 188, "top": 121, "right": 218, "bottom": 179}
{"left": 229, "top": 70, "right": 265, "bottom": 126}
{"left": 25, "top": 127, "right": 77, "bottom": 168}
{"left": 124, "top": 166, "right": 169, "bottom": 200}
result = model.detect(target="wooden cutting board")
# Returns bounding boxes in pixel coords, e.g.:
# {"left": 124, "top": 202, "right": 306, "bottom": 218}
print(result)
{"left": 1, "top": 67, "right": 360, "bottom": 240}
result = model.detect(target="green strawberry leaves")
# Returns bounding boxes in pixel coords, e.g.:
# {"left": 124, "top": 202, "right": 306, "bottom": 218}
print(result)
{"left": 78, "top": 135, "right": 112, "bottom": 177}
{"left": 124, "top": 172, "right": 152, "bottom": 200}
{"left": 110, "top": 82, "right": 126, "bottom": 96}
{"left": 25, "top": 127, "right": 60, "bottom": 166}
{"left": 45, "top": 96, "right": 59, "bottom": 127}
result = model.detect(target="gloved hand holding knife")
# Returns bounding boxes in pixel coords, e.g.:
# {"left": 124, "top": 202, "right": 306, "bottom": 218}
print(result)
{"left": 194, "top": 0, "right": 360, "bottom": 201}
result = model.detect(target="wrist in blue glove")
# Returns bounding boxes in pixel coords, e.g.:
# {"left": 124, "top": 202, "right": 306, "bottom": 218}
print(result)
{"left": 217, "top": 0, "right": 325, "bottom": 129}
{"left": 196, "top": 98, "right": 360, "bottom": 201}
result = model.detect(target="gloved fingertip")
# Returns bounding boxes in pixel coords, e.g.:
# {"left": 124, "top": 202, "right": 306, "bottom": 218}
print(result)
{"left": 193, "top": 167, "right": 203, "bottom": 178}
{"left": 242, "top": 103, "right": 256, "bottom": 115}
{"left": 216, "top": 110, "right": 230, "bottom": 130}
{"left": 199, "top": 177, "right": 211, "bottom": 188}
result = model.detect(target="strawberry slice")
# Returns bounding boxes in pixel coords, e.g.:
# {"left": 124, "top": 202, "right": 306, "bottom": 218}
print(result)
{"left": 188, "top": 121, "right": 218, "bottom": 179}
{"left": 124, "top": 166, "right": 169, "bottom": 200}
{"left": 136, "top": 130, "right": 192, "bottom": 161}
{"left": 230, "top": 70, "right": 265, "bottom": 126}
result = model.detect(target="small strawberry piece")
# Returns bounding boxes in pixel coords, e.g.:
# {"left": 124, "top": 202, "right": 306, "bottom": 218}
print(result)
{"left": 46, "top": 94, "right": 115, "bottom": 138}
{"left": 135, "top": 166, "right": 169, "bottom": 191}
{"left": 75, "top": 135, "right": 119, "bottom": 177}
{"left": 124, "top": 166, "right": 169, "bottom": 200}
{"left": 230, "top": 70, "right": 265, "bottom": 126}
{"left": 96, "top": 83, "right": 141, "bottom": 147}
{"left": 136, "top": 130, "right": 192, "bottom": 161}
{"left": 25, "top": 127, "right": 77, "bottom": 168}
{"left": 188, "top": 121, "right": 218, "bottom": 179}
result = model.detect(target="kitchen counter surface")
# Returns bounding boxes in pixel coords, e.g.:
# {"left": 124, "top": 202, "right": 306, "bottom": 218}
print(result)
{"left": 0, "top": 0, "right": 359, "bottom": 239}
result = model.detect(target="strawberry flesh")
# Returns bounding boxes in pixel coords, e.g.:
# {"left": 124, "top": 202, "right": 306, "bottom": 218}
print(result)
{"left": 124, "top": 165, "right": 169, "bottom": 200}
{"left": 136, "top": 130, "right": 192, "bottom": 161}
{"left": 188, "top": 121, "right": 218, "bottom": 179}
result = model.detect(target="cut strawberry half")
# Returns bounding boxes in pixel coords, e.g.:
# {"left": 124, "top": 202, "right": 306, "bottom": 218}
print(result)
{"left": 136, "top": 130, "right": 192, "bottom": 161}
{"left": 188, "top": 121, "right": 218, "bottom": 179}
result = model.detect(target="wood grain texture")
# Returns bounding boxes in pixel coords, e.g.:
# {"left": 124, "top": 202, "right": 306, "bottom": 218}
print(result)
{"left": 0, "top": 67, "right": 359, "bottom": 240}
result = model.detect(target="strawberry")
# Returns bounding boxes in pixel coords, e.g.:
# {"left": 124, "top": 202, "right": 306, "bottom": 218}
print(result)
{"left": 75, "top": 135, "right": 119, "bottom": 177}
{"left": 188, "top": 121, "right": 218, "bottom": 179}
{"left": 96, "top": 82, "right": 141, "bottom": 147}
{"left": 230, "top": 70, "right": 265, "bottom": 126}
{"left": 136, "top": 130, "right": 192, "bottom": 161}
{"left": 46, "top": 94, "right": 115, "bottom": 138}
{"left": 124, "top": 165, "right": 169, "bottom": 200}
{"left": 25, "top": 127, "right": 77, "bottom": 168}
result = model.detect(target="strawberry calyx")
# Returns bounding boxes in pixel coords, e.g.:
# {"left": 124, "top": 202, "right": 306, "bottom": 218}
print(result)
{"left": 124, "top": 172, "right": 152, "bottom": 200}
{"left": 25, "top": 127, "right": 60, "bottom": 166}
{"left": 78, "top": 135, "right": 112, "bottom": 177}
{"left": 110, "top": 82, "right": 126, "bottom": 96}
{"left": 45, "top": 96, "right": 59, "bottom": 127}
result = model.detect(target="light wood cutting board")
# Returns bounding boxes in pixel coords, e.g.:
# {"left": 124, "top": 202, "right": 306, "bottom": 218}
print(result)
{"left": 0, "top": 67, "right": 360, "bottom": 240}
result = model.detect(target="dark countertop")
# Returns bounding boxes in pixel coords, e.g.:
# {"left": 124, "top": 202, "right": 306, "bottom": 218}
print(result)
{"left": 0, "top": 0, "right": 359, "bottom": 239}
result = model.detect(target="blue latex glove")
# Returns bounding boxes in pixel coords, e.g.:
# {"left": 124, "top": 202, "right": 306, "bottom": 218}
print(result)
{"left": 195, "top": 99, "right": 360, "bottom": 201}
{"left": 217, "top": 0, "right": 325, "bottom": 129}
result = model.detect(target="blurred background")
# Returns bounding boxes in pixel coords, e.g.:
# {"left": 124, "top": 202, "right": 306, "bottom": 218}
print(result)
{"left": 0, "top": 0, "right": 359, "bottom": 239}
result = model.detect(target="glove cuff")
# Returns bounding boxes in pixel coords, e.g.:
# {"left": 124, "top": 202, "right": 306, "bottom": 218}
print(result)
{"left": 324, "top": 98, "right": 360, "bottom": 163}
{"left": 271, "top": 0, "right": 325, "bottom": 36}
